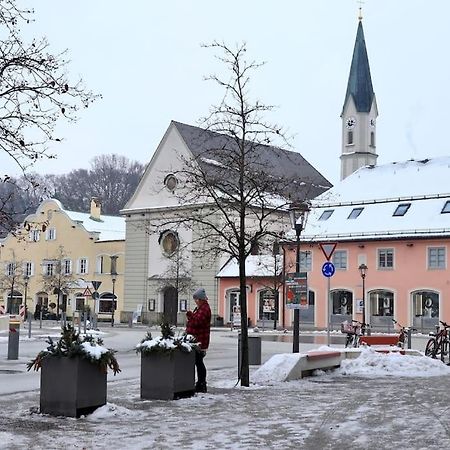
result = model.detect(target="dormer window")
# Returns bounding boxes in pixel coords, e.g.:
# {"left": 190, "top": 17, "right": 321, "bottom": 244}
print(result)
{"left": 318, "top": 210, "right": 334, "bottom": 221}
{"left": 393, "top": 203, "right": 411, "bottom": 217}
{"left": 347, "top": 208, "right": 363, "bottom": 219}
{"left": 441, "top": 200, "right": 450, "bottom": 214}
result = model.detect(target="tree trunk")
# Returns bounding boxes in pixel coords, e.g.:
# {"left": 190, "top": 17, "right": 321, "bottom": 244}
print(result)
{"left": 239, "top": 250, "right": 249, "bottom": 386}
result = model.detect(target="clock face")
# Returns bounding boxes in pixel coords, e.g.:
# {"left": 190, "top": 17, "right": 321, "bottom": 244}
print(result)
{"left": 370, "top": 118, "right": 376, "bottom": 127}
{"left": 346, "top": 117, "right": 356, "bottom": 129}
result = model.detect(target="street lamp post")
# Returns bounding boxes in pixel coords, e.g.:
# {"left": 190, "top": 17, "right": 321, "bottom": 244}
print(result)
{"left": 358, "top": 263, "right": 368, "bottom": 335}
{"left": 23, "top": 275, "right": 29, "bottom": 320}
{"left": 110, "top": 255, "right": 118, "bottom": 327}
{"left": 289, "top": 201, "right": 311, "bottom": 353}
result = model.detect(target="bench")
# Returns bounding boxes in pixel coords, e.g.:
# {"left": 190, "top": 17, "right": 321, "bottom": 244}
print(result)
{"left": 306, "top": 351, "right": 342, "bottom": 360}
{"left": 359, "top": 335, "right": 399, "bottom": 346}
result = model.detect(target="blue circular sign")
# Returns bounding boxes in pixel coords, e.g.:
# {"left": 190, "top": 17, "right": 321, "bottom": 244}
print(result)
{"left": 322, "top": 262, "right": 335, "bottom": 277}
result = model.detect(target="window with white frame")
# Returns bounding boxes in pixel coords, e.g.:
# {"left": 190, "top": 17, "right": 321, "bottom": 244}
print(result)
{"left": 300, "top": 251, "right": 312, "bottom": 271}
{"left": 97, "top": 256, "right": 105, "bottom": 274}
{"left": 332, "top": 250, "right": 348, "bottom": 270}
{"left": 46, "top": 228, "right": 56, "bottom": 240}
{"left": 6, "top": 262, "right": 15, "bottom": 276}
{"left": 43, "top": 261, "right": 55, "bottom": 276}
{"left": 78, "top": 258, "right": 88, "bottom": 274}
{"left": 428, "top": 247, "right": 446, "bottom": 269}
{"left": 29, "top": 230, "right": 40, "bottom": 242}
{"left": 378, "top": 248, "right": 394, "bottom": 269}
{"left": 63, "top": 259, "right": 72, "bottom": 275}
{"left": 24, "top": 261, "right": 33, "bottom": 277}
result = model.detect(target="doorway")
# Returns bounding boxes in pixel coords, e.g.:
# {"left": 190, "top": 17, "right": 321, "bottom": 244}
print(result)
{"left": 163, "top": 286, "right": 178, "bottom": 325}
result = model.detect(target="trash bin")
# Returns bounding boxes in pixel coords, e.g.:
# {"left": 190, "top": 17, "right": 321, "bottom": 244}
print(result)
{"left": 8, "top": 320, "right": 20, "bottom": 360}
{"left": 238, "top": 333, "right": 261, "bottom": 373}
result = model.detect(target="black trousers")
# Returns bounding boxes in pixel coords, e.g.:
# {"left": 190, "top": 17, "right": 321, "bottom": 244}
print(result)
{"left": 195, "top": 350, "right": 207, "bottom": 385}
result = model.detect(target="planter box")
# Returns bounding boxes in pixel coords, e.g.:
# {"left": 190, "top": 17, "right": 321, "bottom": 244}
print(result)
{"left": 141, "top": 350, "right": 195, "bottom": 400}
{"left": 40, "top": 356, "right": 107, "bottom": 417}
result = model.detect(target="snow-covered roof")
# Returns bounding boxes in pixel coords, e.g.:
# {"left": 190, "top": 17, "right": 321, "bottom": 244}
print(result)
{"left": 296, "top": 157, "right": 450, "bottom": 242}
{"left": 65, "top": 210, "right": 125, "bottom": 242}
{"left": 216, "top": 255, "right": 283, "bottom": 278}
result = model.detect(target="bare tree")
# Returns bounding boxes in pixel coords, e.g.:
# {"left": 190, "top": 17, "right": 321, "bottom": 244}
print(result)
{"left": 51, "top": 155, "right": 144, "bottom": 214}
{"left": 0, "top": 0, "right": 99, "bottom": 231}
{"left": 157, "top": 245, "right": 197, "bottom": 314}
{"left": 0, "top": 249, "right": 25, "bottom": 313}
{"left": 151, "top": 42, "right": 322, "bottom": 386}
{"left": 40, "top": 245, "right": 78, "bottom": 320}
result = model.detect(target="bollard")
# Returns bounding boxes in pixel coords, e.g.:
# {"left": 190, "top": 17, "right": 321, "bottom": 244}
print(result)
{"left": 407, "top": 328, "right": 412, "bottom": 349}
{"left": 28, "top": 312, "right": 32, "bottom": 339}
{"left": 8, "top": 321, "right": 20, "bottom": 360}
{"left": 128, "top": 315, "right": 133, "bottom": 328}
{"left": 39, "top": 310, "right": 43, "bottom": 329}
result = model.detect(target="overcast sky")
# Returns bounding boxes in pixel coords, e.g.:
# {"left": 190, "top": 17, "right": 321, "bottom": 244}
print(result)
{"left": 7, "top": 0, "right": 450, "bottom": 185}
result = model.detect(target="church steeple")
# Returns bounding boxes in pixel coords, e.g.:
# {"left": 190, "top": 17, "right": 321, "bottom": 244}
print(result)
{"left": 340, "top": 19, "right": 378, "bottom": 180}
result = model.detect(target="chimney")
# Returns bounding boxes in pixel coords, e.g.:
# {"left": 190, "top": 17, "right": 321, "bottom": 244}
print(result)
{"left": 90, "top": 197, "right": 102, "bottom": 221}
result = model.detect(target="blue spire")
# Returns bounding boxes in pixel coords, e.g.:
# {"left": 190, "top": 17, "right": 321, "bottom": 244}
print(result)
{"left": 343, "top": 21, "right": 374, "bottom": 113}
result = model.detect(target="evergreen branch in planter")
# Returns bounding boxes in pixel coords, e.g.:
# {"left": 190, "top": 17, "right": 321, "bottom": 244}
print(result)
{"left": 136, "top": 322, "right": 199, "bottom": 356}
{"left": 27, "top": 325, "right": 121, "bottom": 375}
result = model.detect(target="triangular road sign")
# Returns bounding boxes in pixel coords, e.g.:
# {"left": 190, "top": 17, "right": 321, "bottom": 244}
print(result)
{"left": 83, "top": 287, "right": 92, "bottom": 297}
{"left": 319, "top": 242, "right": 337, "bottom": 261}
{"left": 91, "top": 280, "right": 102, "bottom": 291}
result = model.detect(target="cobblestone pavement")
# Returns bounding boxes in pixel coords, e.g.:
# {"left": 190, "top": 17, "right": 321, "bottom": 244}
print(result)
{"left": 0, "top": 367, "right": 450, "bottom": 449}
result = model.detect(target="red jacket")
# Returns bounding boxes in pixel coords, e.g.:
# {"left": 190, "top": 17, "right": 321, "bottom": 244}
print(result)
{"left": 186, "top": 301, "right": 211, "bottom": 350}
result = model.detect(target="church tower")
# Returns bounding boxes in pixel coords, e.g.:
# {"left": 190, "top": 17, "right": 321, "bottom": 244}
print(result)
{"left": 340, "top": 18, "right": 378, "bottom": 180}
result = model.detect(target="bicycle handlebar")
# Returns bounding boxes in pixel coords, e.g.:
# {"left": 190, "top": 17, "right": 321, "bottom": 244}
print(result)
{"left": 439, "top": 320, "right": 450, "bottom": 328}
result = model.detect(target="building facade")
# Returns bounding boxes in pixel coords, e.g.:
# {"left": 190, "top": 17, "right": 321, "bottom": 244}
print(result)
{"left": 121, "top": 121, "right": 331, "bottom": 325}
{"left": 0, "top": 198, "right": 125, "bottom": 322}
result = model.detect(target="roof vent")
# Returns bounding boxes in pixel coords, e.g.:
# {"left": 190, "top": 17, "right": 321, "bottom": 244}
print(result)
{"left": 419, "top": 158, "right": 430, "bottom": 164}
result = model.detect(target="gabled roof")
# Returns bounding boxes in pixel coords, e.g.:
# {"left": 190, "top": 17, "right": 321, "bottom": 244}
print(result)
{"left": 342, "top": 21, "right": 375, "bottom": 113}
{"left": 299, "top": 157, "right": 450, "bottom": 241}
{"left": 172, "top": 121, "right": 332, "bottom": 201}
{"left": 32, "top": 199, "right": 125, "bottom": 242}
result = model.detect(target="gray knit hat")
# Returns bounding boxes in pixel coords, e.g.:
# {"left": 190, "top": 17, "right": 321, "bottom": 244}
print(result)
{"left": 193, "top": 287, "right": 207, "bottom": 300}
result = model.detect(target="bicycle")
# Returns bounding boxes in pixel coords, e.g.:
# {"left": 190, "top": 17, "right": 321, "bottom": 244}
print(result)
{"left": 391, "top": 319, "right": 416, "bottom": 349}
{"left": 341, "top": 320, "right": 367, "bottom": 348}
{"left": 425, "top": 320, "right": 450, "bottom": 364}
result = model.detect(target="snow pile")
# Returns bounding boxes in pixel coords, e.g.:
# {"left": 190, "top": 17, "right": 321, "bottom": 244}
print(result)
{"left": 80, "top": 341, "right": 109, "bottom": 359}
{"left": 338, "top": 347, "right": 450, "bottom": 377}
{"left": 138, "top": 336, "right": 178, "bottom": 351}
{"left": 252, "top": 353, "right": 301, "bottom": 384}
{"left": 86, "top": 403, "right": 139, "bottom": 420}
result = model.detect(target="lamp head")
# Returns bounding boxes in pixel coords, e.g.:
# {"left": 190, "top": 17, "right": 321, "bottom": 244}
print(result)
{"left": 289, "top": 201, "right": 311, "bottom": 233}
{"left": 358, "top": 263, "right": 368, "bottom": 278}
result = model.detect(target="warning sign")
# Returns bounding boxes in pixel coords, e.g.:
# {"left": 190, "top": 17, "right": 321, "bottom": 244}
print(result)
{"left": 319, "top": 242, "right": 337, "bottom": 261}
{"left": 83, "top": 287, "right": 92, "bottom": 297}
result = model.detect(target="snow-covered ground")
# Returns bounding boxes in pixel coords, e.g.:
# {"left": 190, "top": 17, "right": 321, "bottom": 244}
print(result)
{"left": 1, "top": 326, "right": 450, "bottom": 449}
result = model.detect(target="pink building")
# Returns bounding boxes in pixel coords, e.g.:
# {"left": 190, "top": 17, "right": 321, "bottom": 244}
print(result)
{"left": 281, "top": 158, "right": 450, "bottom": 333}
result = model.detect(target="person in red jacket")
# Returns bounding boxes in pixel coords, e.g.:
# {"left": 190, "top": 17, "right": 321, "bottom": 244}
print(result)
{"left": 186, "top": 287, "right": 211, "bottom": 393}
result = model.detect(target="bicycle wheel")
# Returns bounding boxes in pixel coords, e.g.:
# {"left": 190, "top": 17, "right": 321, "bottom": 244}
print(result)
{"left": 425, "top": 338, "right": 436, "bottom": 358}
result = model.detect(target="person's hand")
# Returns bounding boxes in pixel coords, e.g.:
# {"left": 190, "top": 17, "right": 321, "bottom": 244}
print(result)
{"left": 186, "top": 310, "right": 193, "bottom": 318}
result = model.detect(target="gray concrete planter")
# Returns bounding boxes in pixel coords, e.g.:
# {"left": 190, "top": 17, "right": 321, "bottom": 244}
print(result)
{"left": 141, "top": 350, "right": 195, "bottom": 400}
{"left": 40, "top": 356, "right": 107, "bottom": 417}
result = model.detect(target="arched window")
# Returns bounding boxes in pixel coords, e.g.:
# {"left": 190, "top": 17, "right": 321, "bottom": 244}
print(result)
{"left": 347, "top": 131, "right": 354, "bottom": 145}
{"left": 99, "top": 292, "right": 116, "bottom": 313}
{"left": 412, "top": 291, "right": 439, "bottom": 318}
{"left": 369, "top": 290, "right": 394, "bottom": 316}
{"left": 330, "top": 290, "right": 353, "bottom": 315}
